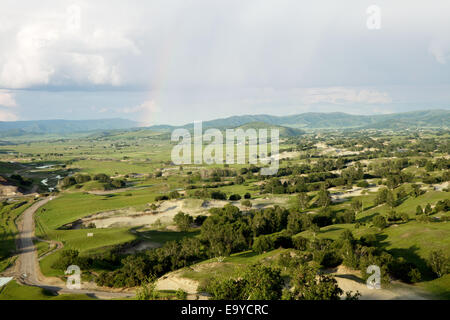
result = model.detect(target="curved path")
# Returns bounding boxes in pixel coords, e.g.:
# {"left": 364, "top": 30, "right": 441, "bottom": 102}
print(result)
{"left": 10, "top": 197, "right": 135, "bottom": 299}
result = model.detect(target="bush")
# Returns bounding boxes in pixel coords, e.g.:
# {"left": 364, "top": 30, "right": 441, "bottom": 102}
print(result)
{"left": 357, "top": 180, "right": 369, "bottom": 188}
{"left": 94, "top": 173, "right": 111, "bottom": 183}
{"left": 292, "top": 236, "right": 309, "bottom": 251}
{"left": 211, "top": 191, "right": 227, "bottom": 200}
{"left": 110, "top": 179, "right": 126, "bottom": 188}
{"left": 173, "top": 211, "right": 193, "bottom": 231}
{"left": 240, "top": 199, "right": 252, "bottom": 208}
{"left": 252, "top": 235, "right": 275, "bottom": 254}
{"left": 372, "top": 215, "right": 387, "bottom": 229}
{"left": 428, "top": 250, "right": 449, "bottom": 278}
{"left": 205, "top": 265, "right": 283, "bottom": 300}
{"left": 235, "top": 176, "right": 245, "bottom": 184}
{"left": 74, "top": 174, "right": 91, "bottom": 184}
{"left": 360, "top": 234, "right": 377, "bottom": 246}
{"left": 51, "top": 249, "right": 80, "bottom": 270}
{"left": 194, "top": 215, "right": 207, "bottom": 226}
{"left": 229, "top": 194, "right": 242, "bottom": 201}
{"left": 408, "top": 268, "right": 422, "bottom": 283}
{"left": 169, "top": 191, "right": 181, "bottom": 199}
{"left": 60, "top": 176, "right": 77, "bottom": 188}
{"left": 175, "top": 289, "right": 188, "bottom": 300}
{"left": 244, "top": 193, "right": 251, "bottom": 199}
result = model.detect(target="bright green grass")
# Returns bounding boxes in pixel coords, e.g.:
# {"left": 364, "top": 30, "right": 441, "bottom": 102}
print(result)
{"left": 39, "top": 227, "right": 137, "bottom": 277}
{"left": 418, "top": 274, "right": 450, "bottom": 300}
{"left": 358, "top": 190, "right": 450, "bottom": 219}
{"left": 0, "top": 280, "right": 95, "bottom": 300}
{"left": 34, "top": 240, "right": 51, "bottom": 258}
{"left": 297, "top": 223, "right": 364, "bottom": 241}
{"left": 69, "top": 160, "right": 158, "bottom": 176}
{"left": 137, "top": 230, "right": 200, "bottom": 243}
{"left": 180, "top": 249, "right": 286, "bottom": 286}
{"left": 35, "top": 190, "right": 159, "bottom": 234}
{"left": 379, "top": 221, "right": 450, "bottom": 276}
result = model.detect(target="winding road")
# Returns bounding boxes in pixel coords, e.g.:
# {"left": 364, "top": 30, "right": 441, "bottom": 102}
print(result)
{"left": 9, "top": 197, "right": 135, "bottom": 299}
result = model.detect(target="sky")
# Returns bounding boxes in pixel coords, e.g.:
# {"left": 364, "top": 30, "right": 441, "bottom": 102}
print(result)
{"left": 0, "top": 0, "right": 449, "bottom": 125}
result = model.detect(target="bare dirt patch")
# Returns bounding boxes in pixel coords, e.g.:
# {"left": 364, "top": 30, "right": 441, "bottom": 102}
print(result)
{"left": 155, "top": 270, "right": 199, "bottom": 294}
{"left": 333, "top": 265, "right": 430, "bottom": 300}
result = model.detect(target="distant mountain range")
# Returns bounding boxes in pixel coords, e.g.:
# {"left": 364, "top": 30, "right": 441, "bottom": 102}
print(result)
{"left": 171, "top": 109, "right": 450, "bottom": 130}
{"left": 0, "top": 109, "right": 448, "bottom": 138}
{"left": 0, "top": 118, "right": 139, "bottom": 137}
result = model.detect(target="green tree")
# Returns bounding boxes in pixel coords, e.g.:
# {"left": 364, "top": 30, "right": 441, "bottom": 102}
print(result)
{"left": 411, "top": 184, "right": 421, "bottom": 197}
{"left": 252, "top": 235, "right": 274, "bottom": 254}
{"left": 287, "top": 265, "right": 343, "bottom": 300}
{"left": 415, "top": 205, "right": 423, "bottom": 215}
{"left": 297, "top": 192, "right": 309, "bottom": 211}
{"left": 400, "top": 213, "right": 409, "bottom": 223}
{"left": 235, "top": 176, "right": 245, "bottom": 184}
{"left": 374, "top": 187, "right": 388, "bottom": 205}
{"left": 136, "top": 276, "right": 158, "bottom": 300}
{"left": 386, "top": 190, "right": 396, "bottom": 208}
{"left": 205, "top": 265, "right": 283, "bottom": 300}
{"left": 205, "top": 278, "right": 246, "bottom": 300}
{"left": 175, "top": 289, "right": 188, "bottom": 300}
{"left": 317, "top": 185, "right": 331, "bottom": 208}
{"left": 373, "top": 215, "right": 387, "bottom": 229}
{"left": 173, "top": 211, "right": 193, "bottom": 231}
{"left": 428, "top": 250, "right": 449, "bottom": 278}
{"left": 240, "top": 199, "right": 252, "bottom": 208}
{"left": 351, "top": 200, "right": 363, "bottom": 214}
{"left": 241, "top": 265, "right": 283, "bottom": 300}
{"left": 424, "top": 203, "right": 432, "bottom": 215}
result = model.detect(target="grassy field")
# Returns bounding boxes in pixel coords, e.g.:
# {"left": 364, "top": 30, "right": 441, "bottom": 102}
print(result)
{"left": 39, "top": 227, "right": 137, "bottom": 277}
{"left": 1, "top": 126, "right": 448, "bottom": 300}
{"left": 0, "top": 280, "right": 95, "bottom": 300}
{"left": 180, "top": 249, "right": 286, "bottom": 287}
{"left": 380, "top": 221, "right": 450, "bottom": 276}
{"left": 35, "top": 190, "right": 159, "bottom": 233}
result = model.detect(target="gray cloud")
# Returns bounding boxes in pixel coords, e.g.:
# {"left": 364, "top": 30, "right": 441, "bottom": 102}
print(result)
{"left": 0, "top": 0, "right": 449, "bottom": 122}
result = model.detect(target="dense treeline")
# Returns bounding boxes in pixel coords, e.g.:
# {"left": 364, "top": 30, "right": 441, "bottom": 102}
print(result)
{"left": 48, "top": 199, "right": 449, "bottom": 288}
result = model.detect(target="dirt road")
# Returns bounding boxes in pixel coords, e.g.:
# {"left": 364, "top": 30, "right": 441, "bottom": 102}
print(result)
{"left": 9, "top": 197, "right": 135, "bottom": 299}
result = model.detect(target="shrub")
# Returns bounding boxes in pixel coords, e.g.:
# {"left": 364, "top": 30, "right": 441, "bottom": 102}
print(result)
{"left": 428, "top": 250, "right": 449, "bottom": 278}
{"left": 110, "top": 179, "right": 126, "bottom": 188}
{"left": 173, "top": 211, "right": 194, "bottom": 231}
{"left": 240, "top": 199, "right": 252, "bottom": 208}
{"left": 194, "top": 215, "right": 207, "bottom": 226}
{"left": 372, "top": 215, "right": 387, "bottom": 229}
{"left": 175, "top": 289, "right": 188, "bottom": 300}
{"left": 229, "top": 194, "right": 241, "bottom": 201}
{"left": 292, "top": 236, "right": 309, "bottom": 251}
{"left": 252, "top": 235, "right": 275, "bottom": 254}
{"left": 94, "top": 173, "right": 111, "bottom": 183}
{"left": 74, "top": 174, "right": 92, "bottom": 184}
{"left": 211, "top": 191, "right": 227, "bottom": 200}
{"left": 357, "top": 180, "right": 369, "bottom": 188}
{"left": 169, "top": 191, "right": 181, "bottom": 199}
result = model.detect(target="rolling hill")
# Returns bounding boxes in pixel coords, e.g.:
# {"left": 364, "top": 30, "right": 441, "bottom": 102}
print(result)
{"left": 0, "top": 119, "right": 139, "bottom": 137}
{"left": 190, "top": 109, "right": 450, "bottom": 130}
{"left": 232, "top": 122, "right": 304, "bottom": 137}
{"left": 0, "top": 110, "right": 448, "bottom": 139}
